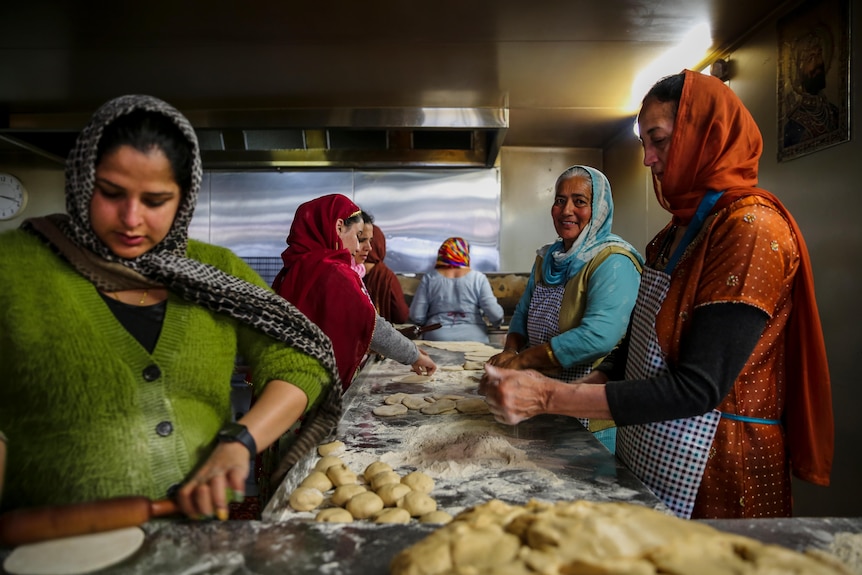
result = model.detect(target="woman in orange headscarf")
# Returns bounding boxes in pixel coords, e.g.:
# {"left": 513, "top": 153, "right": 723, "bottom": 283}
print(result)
{"left": 480, "top": 70, "right": 833, "bottom": 520}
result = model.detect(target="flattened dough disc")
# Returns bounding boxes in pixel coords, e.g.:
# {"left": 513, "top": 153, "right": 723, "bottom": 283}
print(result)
{"left": 4, "top": 526, "right": 145, "bottom": 575}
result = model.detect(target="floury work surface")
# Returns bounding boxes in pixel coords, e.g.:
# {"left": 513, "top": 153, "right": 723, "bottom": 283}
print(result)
{"left": 264, "top": 342, "right": 664, "bottom": 522}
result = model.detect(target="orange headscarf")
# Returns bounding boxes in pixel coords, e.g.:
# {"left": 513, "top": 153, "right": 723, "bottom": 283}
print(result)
{"left": 657, "top": 70, "right": 833, "bottom": 486}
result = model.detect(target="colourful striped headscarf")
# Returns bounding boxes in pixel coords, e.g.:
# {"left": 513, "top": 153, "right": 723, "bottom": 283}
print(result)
{"left": 436, "top": 237, "right": 470, "bottom": 268}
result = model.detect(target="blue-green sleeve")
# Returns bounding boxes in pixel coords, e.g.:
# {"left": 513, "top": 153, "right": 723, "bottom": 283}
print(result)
{"left": 549, "top": 254, "right": 640, "bottom": 366}
{"left": 509, "top": 262, "right": 538, "bottom": 337}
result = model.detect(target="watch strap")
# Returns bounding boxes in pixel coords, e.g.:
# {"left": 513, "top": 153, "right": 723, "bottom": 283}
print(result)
{"left": 217, "top": 423, "right": 257, "bottom": 457}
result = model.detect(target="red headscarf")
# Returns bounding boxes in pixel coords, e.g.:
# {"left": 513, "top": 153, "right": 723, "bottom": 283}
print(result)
{"left": 657, "top": 70, "right": 833, "bottom": 485}
{"left": 272, "top": 194, "right": 376, "bottom": 389}
{"left": 363, "top": 225, "right": 410, "bottom": 324}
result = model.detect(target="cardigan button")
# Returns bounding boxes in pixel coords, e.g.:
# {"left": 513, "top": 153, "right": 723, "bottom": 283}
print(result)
{"left": 143, "top": 364, "right": 161, "bottom": 382}
{"left": 156, "top": 421, "right": 174, "bottom": 436}
{"left": 166, "top": 483, "right": 181, "bottom": 498}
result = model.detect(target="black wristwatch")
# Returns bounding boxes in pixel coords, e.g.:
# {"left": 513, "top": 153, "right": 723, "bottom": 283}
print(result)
{"left": 216, "top": 422, "right": 257, "bottom": 458}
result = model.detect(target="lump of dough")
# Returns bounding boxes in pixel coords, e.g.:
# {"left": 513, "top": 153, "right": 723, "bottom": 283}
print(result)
{"left": 401, "top": 471, "right": 435, "bottom": 494}
{"left": 397, "top": 374, "right": 435, "bottom": 384}
{"left": 421, "top": 398, "right": 457, "bottom": 415}
{"left": 398, "top": 491, "right": 437, "bottom": 517}
{"left": 317, "top": 440, "right": 345, "bottom": 456}
{"left": 420, "top": 510, "right": 453, "bottom": 524}
{"left": 289, "top": 486, "right": 324, "bottom": 512}
{"left": 402, "top": 394, "right": 432, "bottom": 410}
{"left": 371, "top": 470, "right": 402, "bottom": 491}
{"left": 315, "top": 507, "right": 354, "bottom": 523}
{"left": 377, "top": 482, "right": 412, "bottom": 507}
{"left": 455, "top": 397, "right": 490, "bottom": 414}
{"left": 326, "top": 462, "right": 359, "bottom": 487}
{"left": 345, "top": 491, "right": 384, "bottom": 519}
{"left": 314, "top": 455, "right": 343, "bottom": 472}
{"left": 364, "top": 461, "right": 393, "bottom": 481}
{"left": 300, "top": 470, "right": 333, "bottom": 492}
{"left": 373, "top": 403, "right": 409, "bottom": 417}
{"left": 463, "top": 361, "right": 485, "bottom": 370}
{"left": 331, "top": 484, "right": 367, "bottom": 507}
{"left": 384, "top": 392, "right": 409, "bottom": 405}
{"left": 374, "top": 507, "right": 412, "bottom": 524}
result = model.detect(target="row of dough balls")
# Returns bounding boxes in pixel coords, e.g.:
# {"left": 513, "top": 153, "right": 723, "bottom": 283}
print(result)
{"left": 373, "top": 392, "right": 490, "bottom": 417}
{"left": 288, "top": 446, "right": 453, "bottom": 525}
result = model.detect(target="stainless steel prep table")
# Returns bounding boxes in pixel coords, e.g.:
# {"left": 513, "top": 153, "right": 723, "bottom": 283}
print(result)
{"left": 2, "top": 349, "right": 860, "bottom": 574}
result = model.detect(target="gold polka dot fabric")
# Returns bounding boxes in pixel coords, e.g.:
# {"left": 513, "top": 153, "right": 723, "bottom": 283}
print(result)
{"left": 649, "top": 196, "right": 800, "bottom": 517}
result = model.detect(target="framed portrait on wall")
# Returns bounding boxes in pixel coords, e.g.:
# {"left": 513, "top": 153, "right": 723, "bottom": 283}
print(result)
{"left": 777, "top": 0, "right": 850, "bottom": 162}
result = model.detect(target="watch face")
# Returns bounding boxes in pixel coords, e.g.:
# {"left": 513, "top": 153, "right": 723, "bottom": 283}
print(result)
{"left": 0, "top": 173, "right": 28, "bottom": 221}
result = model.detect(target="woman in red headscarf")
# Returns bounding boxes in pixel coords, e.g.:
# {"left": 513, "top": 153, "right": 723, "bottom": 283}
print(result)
{"left": 480, "top": 70, "right": 833, "bottom": 520}
{"left": 272, "top": 194, "right": 436, "bottom": 389}
{"left": 363, "top": 223, "right": 410, "bottom": 324}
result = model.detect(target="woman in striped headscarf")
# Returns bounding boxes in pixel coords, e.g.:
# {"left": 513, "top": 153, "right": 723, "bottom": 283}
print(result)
{"left": 409, "top": 237, "right": 504, "bottom": 343}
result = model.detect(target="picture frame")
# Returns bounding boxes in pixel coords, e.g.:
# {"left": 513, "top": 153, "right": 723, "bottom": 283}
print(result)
{"left": 777, "top": 0, "right": 850, "bottom": 162}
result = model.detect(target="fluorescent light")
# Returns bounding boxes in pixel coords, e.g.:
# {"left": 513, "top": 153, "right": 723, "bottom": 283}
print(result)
{"left": 628, "top": 22, "right": 713, "bottom": 112}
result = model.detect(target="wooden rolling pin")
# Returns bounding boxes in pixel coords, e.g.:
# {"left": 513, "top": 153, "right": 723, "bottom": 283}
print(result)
{"left": 0, "top": 496, "right": 178, "bottom": 547}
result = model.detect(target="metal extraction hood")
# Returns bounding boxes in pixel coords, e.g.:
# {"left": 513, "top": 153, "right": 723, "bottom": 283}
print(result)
{"left": 0, "top": 106, "right": 508, "bottom": 170}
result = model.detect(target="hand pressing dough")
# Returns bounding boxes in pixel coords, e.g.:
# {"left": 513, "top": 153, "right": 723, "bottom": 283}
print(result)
{"left": 373, "top": 403, "right": 408, "bottom": 417}
{"left": 374, "top": 507, "right": 412, "bottom": 524}
{"left": 317, "top": 440, "right": 345, "bottom": 456}
{"left": 419, "top": 510, "right": 453, "bottom": 524}
{"left": 402, "top": 395, "right": 432, "bottom": 410}
{"left": 345, "top": 491, "right": 385, "bottom": 519}
{"left": 300, "top": 470, "right": 333, "bottom": 492}
{"left": 326, "top": 462, "right": 358, "bottom": 486}
{"left": 364, "top": 461, "right": 393, "bottom": 481}
{"left": 420, "top": 398, "right": 456, "bottom": 415}
{"left": 331, "top": 484, "right": 368, "bottom": 507}
{"left": 455, "top": 397, "right": 490, "bottom": 414}
{"left": 377, "top": 482, "right": 412, "bottom": 506}
{"left": 384, "top": 392, "right": 409, "bottom": 405}
{"left": 397, "top": 491, "right": 437, "bottom": 517}
{"left": 401, "top": 471, "right": 435, "bottom": 494}
{"left": 3, "top": 527, "right": 145, "bottom": 575}
{"left": 289, "top": 486, "right": 324, "bottom": 511}
{"left": 370, "top": 470, "right": 402, "bottom": 491}
{"left": 315, "top": 507, "right": 354, "bottom": 523}
{"left": 314, "top": 455, "right": 343, "bottom": 472}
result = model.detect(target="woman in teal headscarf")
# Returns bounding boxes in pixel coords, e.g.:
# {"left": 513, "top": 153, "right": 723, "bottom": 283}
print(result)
{"left": 486, "top": 165, "right": 642, "bottom": 451}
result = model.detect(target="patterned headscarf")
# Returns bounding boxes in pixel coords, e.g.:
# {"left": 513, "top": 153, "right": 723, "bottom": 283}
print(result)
{"left": 539, "top": 165, "right": 643, "bottom": 286}
{"left": 436, "top": 237, "right": 470, "bottom": 268}
{"left": 22, "top": 94, "right": 341, "bottom": 487}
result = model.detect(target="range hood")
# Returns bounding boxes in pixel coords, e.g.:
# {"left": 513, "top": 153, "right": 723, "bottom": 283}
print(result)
{"left": 0, "top": 106, "right": 508, "bottom": 170}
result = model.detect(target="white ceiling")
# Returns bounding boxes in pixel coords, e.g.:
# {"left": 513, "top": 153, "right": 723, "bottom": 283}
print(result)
{"left": 0, "top": 0, "right": 798, "bottom": 154}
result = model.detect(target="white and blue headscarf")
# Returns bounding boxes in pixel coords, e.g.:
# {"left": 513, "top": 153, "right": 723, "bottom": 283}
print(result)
{"left": 538, "top": 165, "right": 643, "bottom": 286}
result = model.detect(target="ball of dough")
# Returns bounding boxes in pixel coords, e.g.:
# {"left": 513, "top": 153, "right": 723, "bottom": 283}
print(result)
{"left": 371, "top": 470, "right": 402, "bottom": 491}
{"left": 300, "top": 470, "right": 333, "bottom": 492}
{"left": 326, "top": 462, "right": 359, "bottom": 487}
{"left": 384, "top": 392, "right": 409, "bottom": 405}
{"left": 455, "top": 397, "right": 490, "bottom": 414}
{"left": 373, "top": 403, "right": 408, "bottom": 417}
{"left": 402, "top": 395, "right": 431, "bottom": 410}
{"left": 420, "top": 398, "right": 457, "bottom": 415}
{"left": 317, "top": 440, "right": 345, "bottom": 457}
{"left": 374, "top": 507, "right": 412, "bottom": 524}
{"left": 364, "top": 461, "right": 393, "bottom": 481}
{"left": 331, "top": 484, "right": 367, "bottom": 507}
{"left": 314, "top": 455, "right": 343, "bottom": 472}
{"left": 377, "top": 482, "right": 412, "bottom": 507}
{"left": 401, "top": 471, "right": 435, "bottom": 494}
{"left": 419, "top": 510, "right": 453, "bottom": 524}
{"left": 289, "top": 486, "right": 324, "bottom": 512}
{"left": 397, "top": 491, "right": 437, "bottom": 517}
{"left": 315, "top": 507, "right": 354, "bottom": 523}
{"left": 345, "top": 491, "right": 384, "bottom": 519}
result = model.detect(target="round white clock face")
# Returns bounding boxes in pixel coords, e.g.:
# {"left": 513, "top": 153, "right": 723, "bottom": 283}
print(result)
{"left": 0, "top": 173, "right": 28, "bottom": 220}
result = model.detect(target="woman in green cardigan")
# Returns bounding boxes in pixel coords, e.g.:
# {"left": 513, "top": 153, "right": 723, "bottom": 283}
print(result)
{"left": 0, "top": 95, "right": 341, "bottom": 521}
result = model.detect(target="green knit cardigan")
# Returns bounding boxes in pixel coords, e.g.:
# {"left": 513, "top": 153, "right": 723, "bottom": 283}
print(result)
{"left": 0, "top": 229, "right": 328, "bottom": 510}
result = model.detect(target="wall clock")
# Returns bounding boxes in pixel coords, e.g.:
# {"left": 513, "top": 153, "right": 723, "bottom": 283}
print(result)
{"left": 0, "top": 173, "right": 28, "bottom": 221}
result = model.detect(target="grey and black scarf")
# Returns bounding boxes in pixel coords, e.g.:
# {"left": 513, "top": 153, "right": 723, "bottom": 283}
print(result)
{"left": 23, "top": 94, "right": 342, "bottom": 489}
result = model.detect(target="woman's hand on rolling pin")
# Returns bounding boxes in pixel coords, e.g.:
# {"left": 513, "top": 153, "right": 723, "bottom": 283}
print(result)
{"left": 478, "top": 364, "right": 551, "bottom": 425}
{"left": 176, "top": 442, "right": 250, "bottom": 521}
{"left": 411, "top": 347, "right": 437, "bottom": 376}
